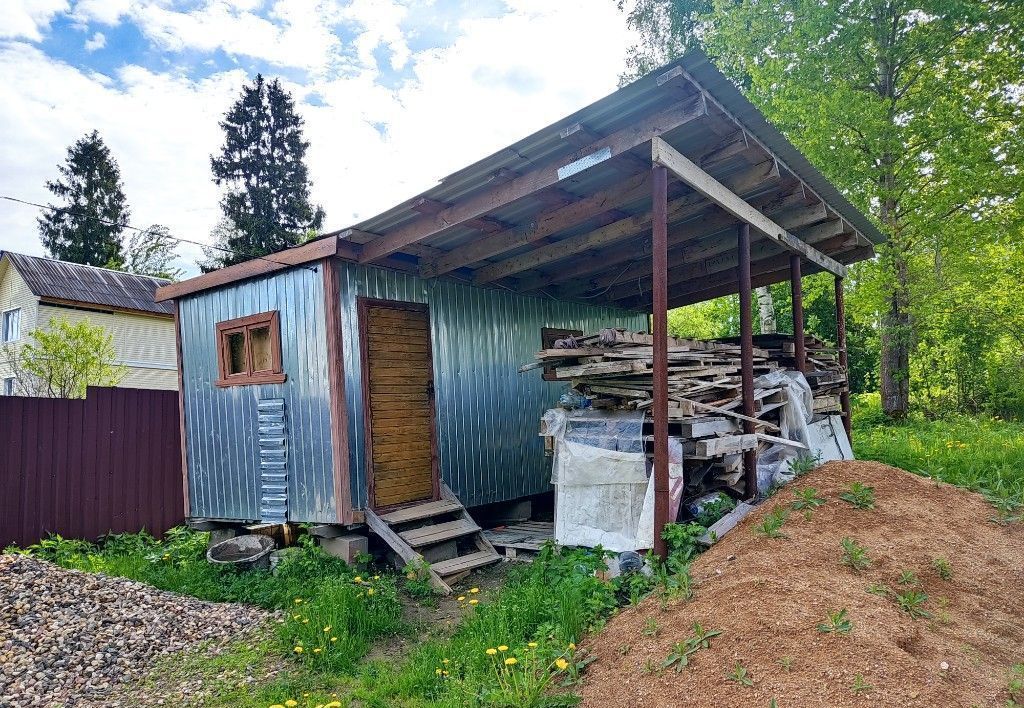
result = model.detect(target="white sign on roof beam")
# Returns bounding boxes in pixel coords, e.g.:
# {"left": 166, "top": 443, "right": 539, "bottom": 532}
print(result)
{"left": 651, "top": 137, "right": 847, "bottom": 278}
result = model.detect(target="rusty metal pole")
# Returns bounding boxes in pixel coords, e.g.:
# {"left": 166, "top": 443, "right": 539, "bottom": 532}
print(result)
{"left": 652, "top": 164, "right": 670, "bottom": 559}
{"left": 738, "top": 224, "right": 757, "bottom": 500}
{"left": 790, "top": 254, "right": 806, "bottom": 374}
{"left": 835, "top": 275, "right": 853, "bottom": 441}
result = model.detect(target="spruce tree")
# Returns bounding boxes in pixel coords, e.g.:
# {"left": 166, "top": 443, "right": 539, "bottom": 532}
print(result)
{"left": 38, "top": 130, "right": 129, "bottom": 268}
{"left": 206, "top": 75, "right": 325, "bottom": 270}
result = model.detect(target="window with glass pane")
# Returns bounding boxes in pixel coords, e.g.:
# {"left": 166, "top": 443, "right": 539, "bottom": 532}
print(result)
{"left": 2, "top": 377, "right": 14, "bottom": 396}
{"left": 226, "top": 332, "right": 247, "bottom": 374}
{"left": 1, "top": 308, "right": 20, "bottom": 343}
{"left": 250, "top": 326, "right": 273, "bottom": 372}
{"left": 215, "top": 311, "right": 284, "bottom": 386}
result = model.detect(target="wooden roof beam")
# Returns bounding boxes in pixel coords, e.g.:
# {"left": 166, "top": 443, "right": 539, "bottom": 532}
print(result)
{"left": 411, "top": 198, "right": 507, "bottom": 234}
{"left": 471, "top": 153, "right": 784, "bottom": 285}
{"left": 356, "top": 93, "right": 708, "bottom": 264}
{"left": 652, "top": 137, "right": 847, "bottom": 277}
{"left": 560, "top": 122, "right": 649, "bottom": 174}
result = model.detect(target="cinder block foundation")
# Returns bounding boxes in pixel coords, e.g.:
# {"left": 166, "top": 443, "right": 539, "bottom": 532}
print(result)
{"left": 318, "top": 533, "right": 369, "bottom": 564}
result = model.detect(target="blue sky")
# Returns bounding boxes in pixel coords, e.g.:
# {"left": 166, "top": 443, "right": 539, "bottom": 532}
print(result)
{"left": 0, "top": 0, "right": 636, "bottom": 273}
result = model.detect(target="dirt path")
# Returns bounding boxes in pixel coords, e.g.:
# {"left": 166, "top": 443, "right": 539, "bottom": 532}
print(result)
{"left": 580, "top": 461, "right": 1024, "bottom": 707}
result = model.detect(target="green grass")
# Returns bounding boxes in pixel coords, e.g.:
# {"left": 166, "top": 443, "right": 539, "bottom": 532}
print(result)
{"left": 852, "top": 393, "right": 1024, "bottom": 502}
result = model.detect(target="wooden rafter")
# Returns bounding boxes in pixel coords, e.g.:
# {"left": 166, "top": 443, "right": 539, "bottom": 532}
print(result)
{"left": 651, "top": 137, "right": 848, "bottom": 277}
{"left": 357, "top": 93, "right": 709, "bottom": 264}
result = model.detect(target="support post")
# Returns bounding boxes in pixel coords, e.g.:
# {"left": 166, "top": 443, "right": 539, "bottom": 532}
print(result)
{"left": 652, "top": 164, "right": 670, "bottom": 559}
{"left": 738, "top": 224, "right": 757, "bottom": 500}
{"left": 835, "top": 275, "right": 853, "bottom": 441}
{"left": 790, "top": 254, "right": 806, "bottom": 374}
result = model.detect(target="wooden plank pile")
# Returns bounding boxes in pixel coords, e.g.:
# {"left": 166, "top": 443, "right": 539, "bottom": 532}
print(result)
{"left": 524, "top": 328, "right": 849, "bottom": 496}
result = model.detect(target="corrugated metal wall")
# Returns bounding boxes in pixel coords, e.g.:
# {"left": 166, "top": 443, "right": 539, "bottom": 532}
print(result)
{"left": 0, "top": 387, "right": 183, "bottom": 548}
{"left": 336, "top": 261, "right": 647, "bottom": 510}
{"left": 178, "top": 266, "right": 336, "bottom": 523}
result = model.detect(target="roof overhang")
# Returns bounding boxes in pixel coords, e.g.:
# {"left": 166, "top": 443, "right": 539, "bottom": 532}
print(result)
{"left": 157, "top": 50, "right": 883, "bottom": 308}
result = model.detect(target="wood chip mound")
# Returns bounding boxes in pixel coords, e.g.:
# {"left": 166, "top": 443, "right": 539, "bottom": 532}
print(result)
{"left": 579, "top": 461, "right": 1024, "bottom": 707}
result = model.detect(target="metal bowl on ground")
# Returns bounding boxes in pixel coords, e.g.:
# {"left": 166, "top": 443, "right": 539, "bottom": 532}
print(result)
{"left": 206, "top": 534, "right": 276, "bottom": 571}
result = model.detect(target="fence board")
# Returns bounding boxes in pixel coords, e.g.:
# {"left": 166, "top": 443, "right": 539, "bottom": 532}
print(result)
{"left": 0, "top": 386, "right": 183, "bottom": 548}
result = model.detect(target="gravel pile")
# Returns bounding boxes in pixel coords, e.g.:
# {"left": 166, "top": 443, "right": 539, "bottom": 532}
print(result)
{"left": 0, "top": 554, "right": 270, "bottom": 707}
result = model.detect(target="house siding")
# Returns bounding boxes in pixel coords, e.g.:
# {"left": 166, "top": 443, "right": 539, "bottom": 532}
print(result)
{"left": 335, "top": 260, "right": 647, "bottom": 510}
{"left": 0, "top": 263, "right": 40, "bottom": 384}
{"left": 176, "top": 266, "right": 335, "bottom": 523}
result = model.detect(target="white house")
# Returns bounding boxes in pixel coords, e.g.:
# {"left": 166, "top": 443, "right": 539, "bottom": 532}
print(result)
{"left": 0, "top": 251, "right": 177, "bottom": 394}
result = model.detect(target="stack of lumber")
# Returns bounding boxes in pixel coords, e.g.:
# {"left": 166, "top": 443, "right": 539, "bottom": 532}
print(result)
{"left": 524, "top": 328, "right": 849, "bottom": 496}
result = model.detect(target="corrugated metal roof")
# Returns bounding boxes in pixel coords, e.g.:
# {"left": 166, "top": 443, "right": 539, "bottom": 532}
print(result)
{"left": 344, "top": 49, "right": 885, "bottom": 247}
{"left": 2, "top": 252, "right": 173, "bottom": 316}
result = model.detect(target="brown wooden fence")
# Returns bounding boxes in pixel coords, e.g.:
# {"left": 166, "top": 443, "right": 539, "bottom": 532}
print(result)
{"left": 0, "top": 386, "right": 184, "bottom": 548}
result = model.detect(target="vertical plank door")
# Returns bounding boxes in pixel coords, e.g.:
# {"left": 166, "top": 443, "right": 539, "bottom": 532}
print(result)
{"left": 360, "top": 300, "right": 439, "bottom": 509}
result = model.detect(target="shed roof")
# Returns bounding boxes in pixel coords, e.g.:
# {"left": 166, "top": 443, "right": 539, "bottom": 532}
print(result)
{"left": 158, "top": 50, "right": 882, "bottom": 308}
{"left": 2, "top": 252, "right": 173, "bottom": 316}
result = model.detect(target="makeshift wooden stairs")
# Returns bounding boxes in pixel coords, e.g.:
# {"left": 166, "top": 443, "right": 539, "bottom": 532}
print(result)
{"left": 365, "top": 483, "right": 501, "bottom": 594}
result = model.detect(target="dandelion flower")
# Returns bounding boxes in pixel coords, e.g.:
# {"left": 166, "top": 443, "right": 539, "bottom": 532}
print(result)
{"left": 270, "top": 704, "right": 285, "bottom": 708}
{"left": 367, "top": 587, "right": 375, "bottom": 596}
{"left": 354, "top": 575, "right": 363, "bottom": 583}
{"left": 568, "top": 643, "right": 576, "bottom": 651}
{"left": 285, "top": 701, "right": 298, "bottom": 707}
{"left": 486, "top": 648, "right": 497, "bottom": 656}
{"left": 373, "top": 575, "right": 380, "bottom": 580}
{"left": 504, "top": 657, "right": 518, "bottom": 666}
{"left": 469, "top": 599, "right": 479, "bottom": 605}
{"left": 470, "top": 587, "right": 480, "bottom": 594}
{"left": 442, "top": 658, "right": 450, "bottom": 664}
{"left": 528, "top": 642, "right": 538, "bottom": 648}
{"left": 331, "top": 637, "right": 338, "bottom": 643}
{"left": 442, "top": 670, "right": 449, "bottom": 676}
{"left": 302, "top": 618, "right": 309, "bottom": 624}
{"left": 325, "top": 702, "right": 342, "bottom": 708}
{"left": 293, "top": 646, "right": 304, "bottom": 654}
{"left": 323, "top": 625, "right": 332, "bottom": 633}
{"left": 555, "top": 658, "right": 569, "bottom": 671}
{"left": 435, "top": 668, "right": 443, "bottom": 675}
{"left": 498, "top": 645, "right": 509, "bottom": 652}
{"left": 313, "top": 647, "right": 322, "bottom": 654}
{"left": 457, "top": 596, "right": 466, "bottom": 601}
{"left": 292, "top": 614, "right": 301, "bottom": 620}
{"left": 294, "top": 598, "right": 303, "bottom": 604}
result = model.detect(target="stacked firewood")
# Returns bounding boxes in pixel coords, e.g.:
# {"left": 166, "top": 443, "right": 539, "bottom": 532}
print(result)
{"left": 524, "top": 328, "right": 848, "bottom": 495}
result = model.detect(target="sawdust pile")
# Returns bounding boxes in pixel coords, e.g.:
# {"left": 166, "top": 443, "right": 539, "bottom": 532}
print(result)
{"left": 580, "top": 461, "right": 1024, "bottom": 707}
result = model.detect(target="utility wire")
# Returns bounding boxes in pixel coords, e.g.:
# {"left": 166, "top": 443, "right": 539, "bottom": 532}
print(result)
{"left": 1, "top": 195, "right": 318, "bottom": 272}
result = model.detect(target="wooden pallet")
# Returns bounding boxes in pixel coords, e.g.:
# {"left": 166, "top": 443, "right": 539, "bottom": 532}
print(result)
{"left": 484, "top": 521, "right": 554, "bottom": 559}
{"left": 365, "top": 483, "right": 501, "bottom": 594}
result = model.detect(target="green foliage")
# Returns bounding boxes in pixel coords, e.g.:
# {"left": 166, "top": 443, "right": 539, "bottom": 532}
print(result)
{"left": 1008, "top": 664, "right": 1024, "bottom": 705}
{"left": 851, "top": 673, "right": 873, "bottom": 696}
{"left": 8, "top": 316, "right": 124, "bottom": 398}
{"left": 402, "top": 558, "right": 438, "bottom": 602}
{"left": 932, "top": 558, "right": 953, "bottom": 581}
{"left": 667, "top": 295, "right": 739, "bottom": 340}
{"left": 206, "top": 75, "right": 324, "bottom": 270}
{"left": 755, "top": 507, "right": 788, "bottom": 538}
{"left": 694, "top": 492, "right": 736, "bottom": 527}
{"left": 894, "top": 590, "right": 932, "bottom": 619}
{"left": 791, "top": 487, "right": 825, "bottom": 512}
{"left": 661, "top": 622, "right": 721, "bottom": 673}
{"left": 621, "top": 0, "right": 1024, "bottom": 418}
{"left": 726, "top": 662, "right": 754, "bottom": 687}
{"left": 897, "top": 570, "right": 919, "bottom": 586}
{"left": 121, "top": 224, "right": 182, "bottom": 280}
{"left": 840, "top": 538, "right": 870, "bottom": 572}
{"left": 817, "top": 609, "right": 853, "bottom": 635}
{"left": 839, "top": 482, "right": 876, "bottom": 510}
{"left": 38, "top": 129, "right": 128, "bottom": 268}
{"left": 788, "top": 452, "right": 823, "bottom": 477}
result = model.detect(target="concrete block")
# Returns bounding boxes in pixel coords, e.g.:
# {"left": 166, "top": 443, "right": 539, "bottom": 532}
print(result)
{"left": 319, "top": 534, "right": 369, "bottom": 564}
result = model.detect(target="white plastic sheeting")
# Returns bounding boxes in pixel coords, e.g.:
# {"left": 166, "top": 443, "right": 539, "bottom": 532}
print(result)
{"left": 753, "top": 370, "right": 813, "bottom": 494}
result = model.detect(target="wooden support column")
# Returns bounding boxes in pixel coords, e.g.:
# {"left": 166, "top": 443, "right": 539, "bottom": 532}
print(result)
{"left": 835, "top": 275, "right": 853, "bottom": 441}
{"left": 652, "top": 164, "right": 670, "bottom": 559}
{"left": 790, "top": 254, "right": 806, "bottom": 374}
{"left": 738, "top": 223, "right": 757, "bottom": 500}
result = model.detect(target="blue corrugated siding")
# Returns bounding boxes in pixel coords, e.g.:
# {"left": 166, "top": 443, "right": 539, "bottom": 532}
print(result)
{"left": 178, "top": 266, "right": 336, "bottom": 523}
{"left": 337, "top": 262, "right": 646, "bottom": 509}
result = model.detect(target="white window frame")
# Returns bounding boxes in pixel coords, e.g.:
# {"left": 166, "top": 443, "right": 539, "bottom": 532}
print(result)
{"left": 1, "top": 308, "right": 21, "bottom": 343}
{"left": 2, "top": 377, "right": 14, "bottom": 396}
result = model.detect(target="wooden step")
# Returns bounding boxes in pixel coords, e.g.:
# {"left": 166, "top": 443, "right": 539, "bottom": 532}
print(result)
{"left": 378, "top": 499, "right": 463, "bottom": 525}
{"left": 432, "top": 550, "right": 502, "bottom": 578}
{"left": 400, "top": 519, "right": 480, "bottom": 547}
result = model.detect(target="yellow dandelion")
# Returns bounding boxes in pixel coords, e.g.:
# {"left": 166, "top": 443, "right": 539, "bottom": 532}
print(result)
{"left": 504, "top": 657, "right": 518, "bottom": 666}
{"left": 293, "top": 646, "right": 304, "bottom": 654}
{"left": 442, "top": 658, "right": 450, "bottom": 664}
{"left": 270, "top": 704, "right": 285, "bottom": 708}
{"left": 457, "top": 596, "right": 466, "bottom": 601}
{"left": 486, "top": 648, "right": 497, "bottom": 656}
{"left": 285, "top": 701, "right": 298, "bottom": 708}
{"left": 442, "top": 670, "right": 449, "bottom": 676}
{"left": 435, "top": 668, "right": 443, "bottom": 675}
{"left": 302, "top": 618, "right": 309, "bottom": 624}
{"left": 303, "top": 694, "right": 310, "bottom": 698}
{"left": 568, "top": 643, "right": 576, "bottom": 651}
{"left": 498, "top": 645, "right": 509, "bottom": 652}
{"left": 470, "top": 587, "right": 480, "bottom": 594}
{"left": 555, "top": 658, "right": 569, "bottom": 671}
{"left": 325, "top": 703, "right": 342, "bottom": 708}
{"left": 469, "top": 599, "right": 479, "bottom": 605}
{"left": 331, "top": 636, "right": 338, "bottom": 642}
{"left": 367, "top": 587, "right": 375, "bottom": 596}
{"left": 528, "top": 642, "right": 538, "bottom": 648}
{"left": 323, "top": 625, "right": 332, "bottom": 633}
{"left": 373, "top": 575, "right": 380, "bottom": 580}
{"left": 293, "top": 598, "right": 303, "bottom": 604}
{"left": 313, "top": 647, "right": 322, "bottom": 654}
{"left": 354, "top": 575, "right": 363, "bottom": 583}
{"left": 292, "top": 614, "right": 301, "bottom": 620}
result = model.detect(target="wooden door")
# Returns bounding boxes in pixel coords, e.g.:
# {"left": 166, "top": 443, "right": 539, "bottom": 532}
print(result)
{"left": 359, "top": 299, "right": 439, "bottom": 509}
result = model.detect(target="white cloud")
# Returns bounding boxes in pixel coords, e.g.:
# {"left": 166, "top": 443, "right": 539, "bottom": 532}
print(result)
{"left": 0, "top": 0, "right": 69, "bottom": 41}
{"left": 84, "top": 31, "right": 106, "bottom": 51}
{"left": 0, "top": 1, "right": 638, "bottom": 274}
{"left": 71, "top": 0, "right": 132, "bottom": 26}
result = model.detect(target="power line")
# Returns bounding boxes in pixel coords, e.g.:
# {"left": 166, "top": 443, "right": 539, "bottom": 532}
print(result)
{"left": 1, "top": 195, "right": 318, "bottom": 272}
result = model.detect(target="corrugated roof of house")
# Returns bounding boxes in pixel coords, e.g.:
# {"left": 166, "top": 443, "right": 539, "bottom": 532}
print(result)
{"left": 2, "top": 252, "right": 173, "bottom": 316}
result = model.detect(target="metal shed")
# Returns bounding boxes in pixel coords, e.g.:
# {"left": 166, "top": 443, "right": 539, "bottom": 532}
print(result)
{"left": 158, "top": 50, "right": 882, "bottom": 582}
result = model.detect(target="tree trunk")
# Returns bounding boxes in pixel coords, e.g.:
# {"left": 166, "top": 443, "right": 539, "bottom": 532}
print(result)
{"left": 880, "top": 248, "right": 911, "bottom": 418}
{"left": 755, "top": 286, "right": 776, "bottom": 334}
